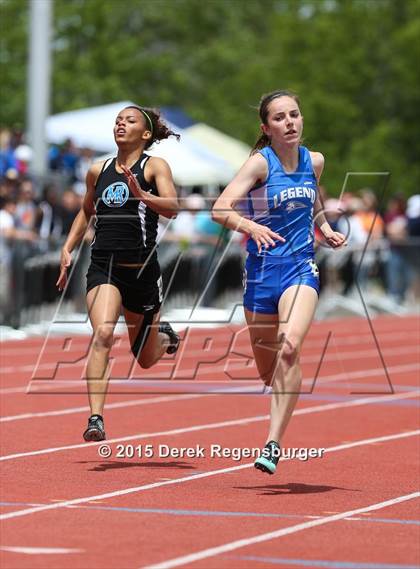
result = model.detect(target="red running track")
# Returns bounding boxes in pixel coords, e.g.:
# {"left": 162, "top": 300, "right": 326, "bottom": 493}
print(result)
{"left": 0, "top": 314, "right": 419, "bottom": 568}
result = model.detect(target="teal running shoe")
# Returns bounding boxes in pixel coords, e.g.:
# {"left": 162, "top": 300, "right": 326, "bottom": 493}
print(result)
{"left": 254, "top": 440, "right": 281, "bottom": 475}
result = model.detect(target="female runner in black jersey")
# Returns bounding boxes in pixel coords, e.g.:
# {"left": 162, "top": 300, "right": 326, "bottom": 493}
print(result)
{"left": 56, "top": 105, "right": 180, "bottom": 441}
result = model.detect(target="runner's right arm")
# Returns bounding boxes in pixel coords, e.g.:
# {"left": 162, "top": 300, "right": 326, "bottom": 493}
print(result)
{"left": 56, "top": 162, "right": 102, "bottom": 291}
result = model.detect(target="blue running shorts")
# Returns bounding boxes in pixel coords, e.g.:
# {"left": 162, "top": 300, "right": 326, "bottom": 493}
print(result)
{"left": 243, "top": 254, "right": 320, "bottom": 315}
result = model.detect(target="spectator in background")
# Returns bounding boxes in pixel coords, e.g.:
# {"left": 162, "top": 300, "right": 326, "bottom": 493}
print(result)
{"left": 15, "top": 178, "right": 38, "bottom": 233}
{"left": 332, "top": 196, "right": 365, "bottom": 294}
{"left": 406, "top": 195, "right": 420, "bottom": 238}
{"left": 352, "top": 189, "right": 384, "bottom": 290}
{"left": 357, "top": 189, "right": 384, "bottom": 239}
{"left": 13, "top": 178, "right": 39, "bottom": 326}
{"left": 36, "top": 183, "right": 63, "bottom": 251}
{"left": 0, "top": 177, "right": 16, "bottom": 201}
{"left": 48, "top": 144, "right": 61, "bottom": 171}
{"left": 76, "top": 147, "right": 95, "bottom": 182}
{"left": 0, "top": 196, "right": 16, "bottom": 321}
{"left": 406, "top": 195, "right": 420, "bottom": 301}
{"left": 0, "top": 129, "right": 18, "bottom": 178}
{"left": 61, "top": 188, "right": 81, "bottom": 236}
{"left": 48, "top": 138, "right": 79, "bottom": 180}
{"left": 0, "top": 196, "right": 37, "bottom": 324}
{"left": 14, "top": 144, "right": 33, "bottom": 177}
{"left": 60, "top": 138, "right": 79, "bottom": 179}
{"left": 384, "top": 194, "right": 410, "bottom": 303}
{"left": 384, "top": 193, "right": 406, "bottom": 225}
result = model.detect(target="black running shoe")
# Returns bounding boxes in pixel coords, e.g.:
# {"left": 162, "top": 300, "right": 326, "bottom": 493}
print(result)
{"left": 159, "top": 321, "right": 180, "bottom": 354}
{"left": 254, "top": 440, "right": 281, "bottom": 475}
{"left": 83, "top": 414, "right": 106, "bottom": 442}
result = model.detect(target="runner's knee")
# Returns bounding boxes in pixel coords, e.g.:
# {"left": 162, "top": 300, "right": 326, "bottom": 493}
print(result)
{"left": 280, "top": 335, "right": 300, "bottom": 368}
{"left": 93, "top": 326, "right": 114, "bottom": 351}
{"left": 136, "top": 352, "right": 156, "bottom": 369}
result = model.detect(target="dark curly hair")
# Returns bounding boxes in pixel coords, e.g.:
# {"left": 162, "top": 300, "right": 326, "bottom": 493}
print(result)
{"left": 124, "top": 105, "right": 180, "bottom": 149}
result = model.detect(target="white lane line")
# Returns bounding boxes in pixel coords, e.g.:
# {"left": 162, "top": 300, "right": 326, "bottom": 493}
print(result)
{"left": 0, "top": 394, "right": 202, "bottom": 423}
{"left": 0, "top": 390, "right": 418, "bottom": 462}
{"left": 145, "top": 491, "right": 420, "bottom": 569}
{"left": 1, "top": 430, "right": 418, "bottom": 522}
{"left": 0, "top": 545, "right": 84, "bottom": 555}
{"left": 2, "top": 342, "right": 418, "bottom": 376}
{"left": 1, "top": 361, "right": 418, "bottom": 397}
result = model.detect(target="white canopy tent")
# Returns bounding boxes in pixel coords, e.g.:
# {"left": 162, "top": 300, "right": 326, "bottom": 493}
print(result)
{"left": 185, "top": 123, "right": 251, "bottom": 172}
{"left": 45, "top": 102, "right": 234, "bottom": 186}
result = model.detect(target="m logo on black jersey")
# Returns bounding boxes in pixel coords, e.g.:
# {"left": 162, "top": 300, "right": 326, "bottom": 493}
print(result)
{"left": 102, "top": 182, "right": 129, "bottom": 207}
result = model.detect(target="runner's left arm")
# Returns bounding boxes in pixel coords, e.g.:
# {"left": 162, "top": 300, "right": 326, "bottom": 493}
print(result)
{"left": 311, "top": 151, "right": 346, "bottom": 248}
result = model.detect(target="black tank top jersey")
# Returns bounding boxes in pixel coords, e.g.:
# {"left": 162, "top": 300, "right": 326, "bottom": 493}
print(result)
{"left": 91, "top": 154, "right": 159, "bottom": 263}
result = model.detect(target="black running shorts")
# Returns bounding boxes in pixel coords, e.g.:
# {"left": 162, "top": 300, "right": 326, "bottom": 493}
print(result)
{"left": 86, "top": 256, "right": 163, "bottom": 314}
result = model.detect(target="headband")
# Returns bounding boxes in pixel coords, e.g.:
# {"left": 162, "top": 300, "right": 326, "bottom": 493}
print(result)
{"left": 139, "top": 109, "right": 154, "bottom": 135}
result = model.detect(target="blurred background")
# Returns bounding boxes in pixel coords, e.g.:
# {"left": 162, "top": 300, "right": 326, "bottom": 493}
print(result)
{"left": 1, "top": 0, "right": 419, "bottom": 334}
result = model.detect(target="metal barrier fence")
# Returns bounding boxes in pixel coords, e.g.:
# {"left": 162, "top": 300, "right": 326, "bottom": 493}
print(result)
{"left": 1, "top": 237, "right": 419, "bottom": 329}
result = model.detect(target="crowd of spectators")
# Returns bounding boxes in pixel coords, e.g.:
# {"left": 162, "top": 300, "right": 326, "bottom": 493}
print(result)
{"left": 0, "top": 128, "right": 86, "bottom": 325}
{"left": 317, "top": 187, "right": 420, "bottom": 303}
{"left": 1, "top": 126, "right": 419, "bottom": 327}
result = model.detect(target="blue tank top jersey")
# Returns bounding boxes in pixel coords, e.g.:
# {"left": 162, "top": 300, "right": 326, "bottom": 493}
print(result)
{"left": 245, "top": 145, "right": 318, "bottom": 258}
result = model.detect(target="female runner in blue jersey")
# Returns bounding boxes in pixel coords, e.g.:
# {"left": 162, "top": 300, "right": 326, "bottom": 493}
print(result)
{"left": 212, "top": 90, "right": 346, "bottom": 474}
{"left": 56, "top": 105, "right": 180, "bottom": 442}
